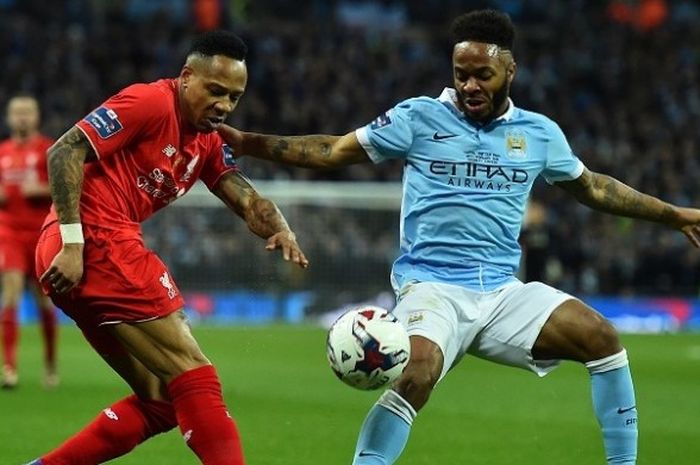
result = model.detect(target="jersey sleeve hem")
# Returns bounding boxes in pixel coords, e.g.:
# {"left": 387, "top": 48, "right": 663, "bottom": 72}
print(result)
{"left": 544, "top": 159, "right": 585, "bottom": 185}
{"left": 75, "top": 123, "right": 103, "bottom": 160}
{"left": 355, "top": 127, "right": 385, "bottom": 164}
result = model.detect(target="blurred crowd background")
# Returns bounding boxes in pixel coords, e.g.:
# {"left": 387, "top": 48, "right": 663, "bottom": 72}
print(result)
{"left": 2, "top": 0, "right": 700, "bottom": 303}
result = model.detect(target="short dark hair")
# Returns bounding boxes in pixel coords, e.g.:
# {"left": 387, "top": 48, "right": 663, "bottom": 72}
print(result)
{"left": 450, "top": 9, "right": 515, "bottom": 51}
{"left": 189, "top": 30, "right": 248, "bottom": 61}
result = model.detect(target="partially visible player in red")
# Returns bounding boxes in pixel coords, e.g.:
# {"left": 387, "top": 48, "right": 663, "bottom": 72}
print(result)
{"left": 26, "top": 31, "right": 308, "bottom": 465}
{"left": 0, "top": 95, "right": 58, "bottom": 389}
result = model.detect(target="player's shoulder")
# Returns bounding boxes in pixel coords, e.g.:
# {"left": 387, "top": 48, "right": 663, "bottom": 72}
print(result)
{"left": 112, "top": 79, "right": 175, "bottom": 109}
{"left": 512, "top": 106, "right": 564, "bottom": 137}
{"left": 394, "top": 95, "right": 443, "bottom": 112}
{"left": 387, "top": 95, "right": 450, "bottom": 128}
{"left": 200, "top": 131, "right": 228, "bottom": 157}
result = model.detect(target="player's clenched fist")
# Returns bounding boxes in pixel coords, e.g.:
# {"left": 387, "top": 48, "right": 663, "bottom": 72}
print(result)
{"left": 265, "top": 230, "right": 309, "bottom": 268}
{"left": 40, "top": 244, "right": 84, "bottom": 293}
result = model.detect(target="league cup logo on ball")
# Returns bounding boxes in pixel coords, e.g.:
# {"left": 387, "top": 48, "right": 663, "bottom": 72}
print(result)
{"left": 326, "top": 306, "right": 410, "bottom": 390}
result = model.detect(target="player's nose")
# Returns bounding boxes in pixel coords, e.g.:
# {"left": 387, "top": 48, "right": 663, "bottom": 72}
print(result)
{"left": 214, "top": 99, "right": 234, "bottom": 114}
{"left": 462, "top": 77, "right": 480, "bottom": 93}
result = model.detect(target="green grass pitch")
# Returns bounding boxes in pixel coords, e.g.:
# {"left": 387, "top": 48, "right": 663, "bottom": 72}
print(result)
{"left": 1, "top": 324, "right": 698, "bottom": 464}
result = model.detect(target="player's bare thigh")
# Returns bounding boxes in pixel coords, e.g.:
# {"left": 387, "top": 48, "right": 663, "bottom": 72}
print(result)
{"left": 28, "top": 277, "right": 54, "bottom": 312}
{"left": 1, "top": 270, "right": 25, "bottom": 307}
{"left": 106, "top": 309, "right": 210, "bottom": 384}
{"left": 532, "top": 299, "right": 622, "bottom": 363}
{"left": 82, "top": 323, "right": 166, "bottom": 400}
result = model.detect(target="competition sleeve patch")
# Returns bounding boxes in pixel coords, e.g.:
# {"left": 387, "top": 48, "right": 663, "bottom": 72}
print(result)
{"left": 83, "top": 106, "right": 123, "bottom": 139}
{"left": 222, "top": 144, "right": 237, "bottom": 167}
{"left": 370, "top": 111, "right": 393, "bottom": 130}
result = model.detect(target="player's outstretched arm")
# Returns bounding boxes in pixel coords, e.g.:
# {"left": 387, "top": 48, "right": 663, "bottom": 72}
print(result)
{"left": 556, "top": 167, "right": 700, "bottom": 247}
{"left": 213, "top": 171, "right": 309, "bottom": 268}
{"left": 40, "top": 126, "right": 95, "bottom": 293}
{"left": 218, "top": 124, "right": 370, "bottom": 169}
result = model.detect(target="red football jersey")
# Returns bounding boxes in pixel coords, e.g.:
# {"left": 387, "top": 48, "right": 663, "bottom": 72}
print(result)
{"left": 45, "top": 78, "right": 239, "bottom": 232}
{"left": 0, "top": 134, "right": 53, "bottom": 232}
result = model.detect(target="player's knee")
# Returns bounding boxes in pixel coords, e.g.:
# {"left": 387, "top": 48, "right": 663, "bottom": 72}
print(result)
{"left": 157, "top": 351, "right": 210, "bottom": 384}
{"left": 582, "top": 317, "right": 622, "bottom": 362}
{"left": 1, "top": 273, "right": 23, "bottom": 305}
{"left": 131, "top": 376, "right": 169, "bottom": 402}
{"left": 1, "top": 288, "right": 21, "bottom": 307}
{"left": 394, "top": 362, "right": 439, "bottom": 411}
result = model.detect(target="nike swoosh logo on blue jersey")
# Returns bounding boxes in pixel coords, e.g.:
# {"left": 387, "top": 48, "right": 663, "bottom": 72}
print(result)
{"left": 432, "top": 131, "right": 457, "bottom": 140}
{"left": 617, "top": 406, "right": 636, "bottom": 414}
{"left": 358, "top": 451, "right": 374, "bottom": 457}
{"left": 358, "top": 88, "right": 585, "bottom": 291}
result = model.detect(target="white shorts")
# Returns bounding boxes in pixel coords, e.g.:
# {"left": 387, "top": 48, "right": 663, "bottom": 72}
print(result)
{"left": 392, "top": 280, "right": 577, "bottom": 381}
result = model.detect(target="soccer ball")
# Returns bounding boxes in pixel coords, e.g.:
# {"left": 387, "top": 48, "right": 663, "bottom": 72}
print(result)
{"left": 326, "top": 306, "right": 410, "bottom": 390}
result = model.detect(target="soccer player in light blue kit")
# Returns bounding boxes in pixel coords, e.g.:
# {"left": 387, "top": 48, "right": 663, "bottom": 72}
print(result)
{"left": 220, "top": 9, "right": 700, "bottom": 464}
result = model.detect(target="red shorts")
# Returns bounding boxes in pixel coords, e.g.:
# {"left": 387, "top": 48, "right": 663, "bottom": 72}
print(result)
{"left": 35, "top": 221, "right": 184, "bottom": 329}
{"left": 0, "top": 229, "right": 40, "bottom": 275}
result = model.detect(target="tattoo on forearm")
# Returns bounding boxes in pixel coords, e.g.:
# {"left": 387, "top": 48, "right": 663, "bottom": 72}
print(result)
{"left": 248, "top": 198, "right": 290, "bottom": 238}
{"left": 271, "top": 139, "right": 289, "bottom": 161}
{"left": 264, "top": 136, "right": 335, "bottom": 167}
{"left": 577, "top": 172, "right": 676, "bottom": 223}
{"left": 217, "top": 172, "right": 291, "bottom": 238}
{"left": 47, "top": 127, "right": 91, "bottom": 223}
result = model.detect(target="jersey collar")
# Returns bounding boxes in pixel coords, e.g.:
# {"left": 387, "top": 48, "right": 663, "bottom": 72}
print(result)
{"left": 438, "top": 87, "right": 514, "bottom": 122}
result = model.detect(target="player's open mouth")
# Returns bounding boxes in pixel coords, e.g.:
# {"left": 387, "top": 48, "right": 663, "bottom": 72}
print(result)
{"left": 205, "top": 117, "right": 224, "bottom": 129}
{"left": 464, "top": 99, "right": 487, "bottom": 113}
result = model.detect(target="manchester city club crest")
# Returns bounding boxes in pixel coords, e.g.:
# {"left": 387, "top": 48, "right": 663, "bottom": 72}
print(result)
{"left": 505, "top": 128, "right": 527, "bottom": 159}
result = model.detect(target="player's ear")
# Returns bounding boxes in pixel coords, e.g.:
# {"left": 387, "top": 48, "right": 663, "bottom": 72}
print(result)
{"left": 506, "top": 61, "right": 516, "bottom": 84}
{"left": 180, "top": 65, "right": 194, "bottom": 86}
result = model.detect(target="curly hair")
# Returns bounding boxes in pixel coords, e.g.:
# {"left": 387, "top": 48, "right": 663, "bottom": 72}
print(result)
{"left": 189, "top": 30, "right": 248, "bottom": 61}
{"left": 450, "top": 9, "right": 515, "bottom": 51}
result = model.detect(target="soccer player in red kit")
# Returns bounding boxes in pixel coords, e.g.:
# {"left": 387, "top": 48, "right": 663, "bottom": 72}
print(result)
{"left": 0, "top": 95, "right": 58, "bottom": 389}
{"left": 26, "top": 31, "right": 308, "bottom": 465}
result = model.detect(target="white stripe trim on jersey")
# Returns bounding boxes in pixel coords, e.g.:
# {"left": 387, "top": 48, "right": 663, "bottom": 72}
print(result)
{"left": 437, "top": 87, "right": 515, "bottom": 122}
{"left": 478, "top": 262, "right": 485, "bottom": 292}
{"left": 355, "top": 127, "right": 384, "bottom": 164}
{"left": 75, "top": 123, "right": 103, "bottom": 159}
{"left": 544, "top": 159, "right": 585, "bottom": 185}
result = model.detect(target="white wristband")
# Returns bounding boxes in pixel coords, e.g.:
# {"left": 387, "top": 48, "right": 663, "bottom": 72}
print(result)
{"left": 59, "top": 223, "right": 84, "bottom": 244}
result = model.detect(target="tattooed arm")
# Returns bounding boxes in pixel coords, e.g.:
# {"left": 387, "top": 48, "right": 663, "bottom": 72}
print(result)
{"left": 556, "top": 168, "right": 700, "bottom": 246}
{"left": 213, "top": 171, "right": 309, "bottom": 268}
{"left": 217, "top": 125, "right": 369, "bottom": 169}
{"left": 46, "top": 127, "right": 95, "bottom": 223}
{"left": 40, "top": 126, "right": 96, "bottom": 293}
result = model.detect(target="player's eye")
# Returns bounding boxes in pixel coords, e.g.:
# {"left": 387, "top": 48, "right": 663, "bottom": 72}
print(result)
{"left": 209, "top": 86, "right": 228, "bottom": 96}
{"left": 477, "top": 71, "right": 494, "bottom": 81}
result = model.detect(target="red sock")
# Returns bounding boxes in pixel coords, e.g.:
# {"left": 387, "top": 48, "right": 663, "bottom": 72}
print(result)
{"left": 39, "top": 308, "right": 58, "bottom": 367}
{"left": 168, "top": 365, "right": 245, "bottom": 465}
{"left": 42, "top": 395, "right": 176, "bottom": 465}
{"left": 1, "top": 305, "right": 18, "bottom": 370}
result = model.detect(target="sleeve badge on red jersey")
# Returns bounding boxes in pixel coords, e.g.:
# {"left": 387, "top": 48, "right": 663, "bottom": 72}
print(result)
{"left": 84, "top": 106, "right": 123, "bottom": 139}
{"left": 222, "top": 144, "right": 237, "bottom": 167}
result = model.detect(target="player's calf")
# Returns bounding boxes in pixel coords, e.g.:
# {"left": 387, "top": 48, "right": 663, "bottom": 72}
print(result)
{"left": 30, "top": 395, "right": 177, "bottom": 465}
{"left": 587, "top": 349, "right": 638, "bottom": 465}
{"left": 391, "top": 335, "right": 443, "bottom": 411}
{"left": 168, "top": 364, "right": 245, "bottom": 465}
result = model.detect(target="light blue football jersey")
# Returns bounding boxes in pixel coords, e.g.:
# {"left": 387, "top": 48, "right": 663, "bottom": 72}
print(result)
{"left": 356, "top": 88, "right": 585, "bottom": 292}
